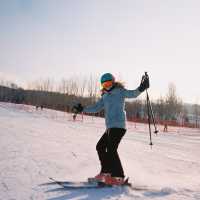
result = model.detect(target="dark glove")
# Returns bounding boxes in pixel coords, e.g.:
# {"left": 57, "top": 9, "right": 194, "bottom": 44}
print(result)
{"left": 73, "top": 103, "right": 84, "bottom": 113}
{"left": 138, "top": 74, "right": 150, "bottom": 92}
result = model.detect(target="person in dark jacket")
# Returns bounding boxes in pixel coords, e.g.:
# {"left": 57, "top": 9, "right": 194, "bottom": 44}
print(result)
{"left": 73, "top": 73, "right": 149, "bottom": 185}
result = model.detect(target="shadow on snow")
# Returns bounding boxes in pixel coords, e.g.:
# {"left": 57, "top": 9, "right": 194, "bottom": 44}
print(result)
{"left": 45, "top": 186, "right": 131, "bottom": 200}
{"left": 41, "top": 183, "right": 176, "bottom": 200}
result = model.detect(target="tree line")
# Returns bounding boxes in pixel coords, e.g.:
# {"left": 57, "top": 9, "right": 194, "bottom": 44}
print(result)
{"left": 0, "top": 77, "right": 199, "bottom": 128}
{"left": 0, "top": 75, "right": 100, "bottom": 113}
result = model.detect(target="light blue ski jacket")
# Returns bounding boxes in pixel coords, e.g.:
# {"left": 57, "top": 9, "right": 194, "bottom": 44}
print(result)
{"left": 83, "top": 87, "right": 141, "bottom": 129}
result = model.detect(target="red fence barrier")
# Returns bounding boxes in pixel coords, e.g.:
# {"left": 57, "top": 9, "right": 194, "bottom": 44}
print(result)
{"left": 128, "top": 117, "right": 199, "bottom": 129}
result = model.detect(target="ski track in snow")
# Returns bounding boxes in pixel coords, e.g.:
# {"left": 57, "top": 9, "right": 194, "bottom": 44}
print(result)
{"left": 0, "top": 102, "right": 200, "bottom": 200}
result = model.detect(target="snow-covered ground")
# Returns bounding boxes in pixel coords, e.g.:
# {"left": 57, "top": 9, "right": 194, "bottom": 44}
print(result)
{"left": 0, "top": 102, "right": 200, "bottom": 200}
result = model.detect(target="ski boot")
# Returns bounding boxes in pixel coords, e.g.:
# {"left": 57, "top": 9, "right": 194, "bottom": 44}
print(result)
{"left": 102, "top": 176, "right": 125, "bottom": 186}
{"left": 88, "top": 173, "right": 111, "bottom": 183}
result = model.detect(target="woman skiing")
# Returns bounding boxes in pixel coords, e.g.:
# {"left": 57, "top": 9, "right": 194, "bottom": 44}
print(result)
{"left": 73, "top": 73, "right": 149, "bottom": 185}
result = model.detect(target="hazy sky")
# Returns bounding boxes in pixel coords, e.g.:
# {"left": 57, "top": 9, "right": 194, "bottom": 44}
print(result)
{"left": 0, "top": 0, "right": 200, "bottom": 103}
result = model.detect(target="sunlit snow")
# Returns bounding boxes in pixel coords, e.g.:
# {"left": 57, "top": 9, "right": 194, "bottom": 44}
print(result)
{"left": 0, "top": 102, "right": 200, "bottom": 200}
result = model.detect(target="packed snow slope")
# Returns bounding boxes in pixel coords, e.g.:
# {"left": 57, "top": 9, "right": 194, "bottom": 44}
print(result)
{"left": 0, "top": 102, "right": 200, "bottom": 200}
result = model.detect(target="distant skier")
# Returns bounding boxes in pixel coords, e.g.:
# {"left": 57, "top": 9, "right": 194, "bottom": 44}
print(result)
{"left": 73, "top": 73, "right": 149, "bottom": 185}
{"left": 163, "top": 123, "right": 168, "bottom": 132}
{"left": 72, "top": 103, "right": 83, "bottom": 121}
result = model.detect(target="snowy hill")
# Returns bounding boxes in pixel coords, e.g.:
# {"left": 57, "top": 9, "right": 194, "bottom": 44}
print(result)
{"left": 0, "top": 102, "right": 200, "bottom": 200}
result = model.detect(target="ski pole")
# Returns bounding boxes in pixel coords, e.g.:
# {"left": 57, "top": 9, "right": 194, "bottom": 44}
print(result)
{"left": 146, "top": 89, "right": 153, "bottom": 146}
{"left": 142, "top": 72, "right": 153, "bottom": 146}
{"left": 144, "top": 72, "right": 158, "bottom": 134}
{"left": 146, "top": 88, "right": 159, "bottom": 134}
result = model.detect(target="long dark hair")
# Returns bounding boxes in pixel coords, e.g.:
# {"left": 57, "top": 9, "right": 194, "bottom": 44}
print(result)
{"left": 113, "top": 81, "right": 125, "bottom": 89}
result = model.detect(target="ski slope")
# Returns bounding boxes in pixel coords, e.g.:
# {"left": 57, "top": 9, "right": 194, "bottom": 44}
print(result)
{"left": 0, "top": 102, "right": 200, "bottom": 200}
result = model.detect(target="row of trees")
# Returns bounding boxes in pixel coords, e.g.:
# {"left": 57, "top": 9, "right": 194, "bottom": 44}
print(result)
{"left": 0, "top": 85, "right": 90, "bottom": 112}
{"left": 0, "top": 75, "right": 100, "bottom": 111}
{"left": 0, "top": 76, "right": 199, "bottom": 128}
{"left": 26, "top": 75, "right": 99, "bottom": 100}
{"left": 126, "top": 83, "right": 184, "bottom": 121}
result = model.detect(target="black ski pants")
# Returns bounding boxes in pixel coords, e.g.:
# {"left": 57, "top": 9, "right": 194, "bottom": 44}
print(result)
{"left": 96, "top": 128, "right": 126, "bottom": 178}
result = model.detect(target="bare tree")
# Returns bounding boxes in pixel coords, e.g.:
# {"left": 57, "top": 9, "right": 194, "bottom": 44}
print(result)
{"left": 59, "top": 78, "right": 68, "bottom": 94}
{"left": 155, "top": 96, "right": 166, "bottom": 120}
{"left": 86, "top": 74, "right": 99, "bottom": 102}
{"left": 43, "top": 78, "right": 54, "bottom": 92}
{"left": 79, "top": 77, "right": 87, "bottom": 97}
{"left": 165, "top": 83, "right": 183, "bottom": 120}
{"left": 27, "top": 78, "right": 54, "bottom": 92}
{"left": 193, "top": 102, "right": 200, "bottom": 128}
